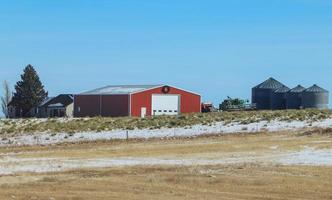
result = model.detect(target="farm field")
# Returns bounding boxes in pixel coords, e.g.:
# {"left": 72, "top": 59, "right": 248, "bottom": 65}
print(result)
{"left": 0, "top": 129, "right": 331, "bottom": 200}
{"left": 1, "top": 110, "right": 332, "bottom": 147}
{"left": 1, "top": 109, "right": 331, "bottom": 135}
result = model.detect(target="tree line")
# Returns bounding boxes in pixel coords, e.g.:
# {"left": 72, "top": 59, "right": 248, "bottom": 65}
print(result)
{"left": 1, "top": 65, "right": 48, "bottom": 118}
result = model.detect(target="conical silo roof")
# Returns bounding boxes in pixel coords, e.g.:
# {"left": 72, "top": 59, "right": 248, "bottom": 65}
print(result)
{"left": 254, "top": 77, "right": 285, "bottom": 89}
{"left": 274, "top": 85, "right": 290, "bottom": 93}
{"left": 289, "top": 85, "right": 306, "bottom": 93}
{"left": 304, "top": 84, "right": 329, "bottom": 93}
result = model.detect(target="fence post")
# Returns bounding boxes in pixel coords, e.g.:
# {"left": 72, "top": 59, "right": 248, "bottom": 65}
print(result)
{"left": 126, "top": 130, "right": 129, "bottom": 140}
{"left": 256, "top": 123, "right": 259, "bottom": 132}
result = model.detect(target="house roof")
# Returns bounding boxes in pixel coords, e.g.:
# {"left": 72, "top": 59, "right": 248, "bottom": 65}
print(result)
{"left": 80, "top": 85, "right": 164, "bottom": 95}
{"left": 253, "top": 77, "right": 285, "bottom": 90}
{"left": 48, "top": 103, "right": 64, "bottom": 107}
{"left": 39, "top": 97, "right": 55, "bottom": 107}
{"left": 41, "top": 94, "right": 74, "bottom": 108}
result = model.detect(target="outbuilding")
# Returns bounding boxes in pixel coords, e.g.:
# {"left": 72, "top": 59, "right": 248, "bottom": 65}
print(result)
{"left": 37, "top": 94, "right": 74, "bottom": 118}
{"left": 7, "top": 94, "right": 74, "bottom": 118}
{"left": 74, "top": 85, "right": 201, "bottom": 118}
{"left": 302, "top": 84, "right": 329, "bottom": 109}
{"left": 252, "top": 77, "right": 285, "bottom": 110}
{"left": 271, "top": 85, "right": 290, "bottom": 110}
{"left": 286, "top": 85, "right": 305, "bottom": 109}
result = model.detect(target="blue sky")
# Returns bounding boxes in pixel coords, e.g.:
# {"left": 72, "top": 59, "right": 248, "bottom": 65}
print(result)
{"left": 1, "top": 0, "right": 332, "bottom": 111}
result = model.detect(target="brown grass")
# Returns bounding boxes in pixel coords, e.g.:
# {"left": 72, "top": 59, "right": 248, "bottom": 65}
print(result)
{"left": 0, "top": 109, "right": 331, "bottom": 135}
{"left": 0, "top": 165, "right": 331, "bottom": 200}
{"left": 0, "top": 129, "right": 332, "bottom": 199}
{"left": 2, "top": 129, "right": 330, "bottom": 159}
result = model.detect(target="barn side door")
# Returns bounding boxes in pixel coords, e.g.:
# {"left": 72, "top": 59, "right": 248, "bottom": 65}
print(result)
{"left": 141, "top": 107, "right": 147, "bottom": 118}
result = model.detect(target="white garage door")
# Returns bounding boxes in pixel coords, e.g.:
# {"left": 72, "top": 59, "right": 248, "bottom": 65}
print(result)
{"left": 152, "top": 94, "right": 180, "bottom": 116}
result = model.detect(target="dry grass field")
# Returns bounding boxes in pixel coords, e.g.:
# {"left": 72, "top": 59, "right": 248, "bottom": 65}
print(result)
{"left": 0, "top": 129, "right": 332, "bottom": 200}
{"left": 1, "top": 165, "right": 331, "bottom": 200}
{"left": 1, "top": 109, "right": 331, "bottom": 135}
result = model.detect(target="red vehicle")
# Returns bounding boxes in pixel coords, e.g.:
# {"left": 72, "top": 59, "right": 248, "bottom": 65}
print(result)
{"left": 201, "top": 103, "right": 215, "bottom": 113}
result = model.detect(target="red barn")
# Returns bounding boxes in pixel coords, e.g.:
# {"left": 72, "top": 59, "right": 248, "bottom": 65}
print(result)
{"left": 74, "top": 85, "right": 201, "bottom": 118}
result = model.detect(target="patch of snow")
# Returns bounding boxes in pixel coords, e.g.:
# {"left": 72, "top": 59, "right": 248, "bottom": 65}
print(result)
{"left": 1, "top": 147, "right": 332, "bottom": 175}
{"left": 0, "top": 156, "right": 249, "bottom": 175}
{"left": 0, "top": 118, "right": 332, "bottom": 147}
{"left": 277, "top": 147, "right": 332, "bottom": 166}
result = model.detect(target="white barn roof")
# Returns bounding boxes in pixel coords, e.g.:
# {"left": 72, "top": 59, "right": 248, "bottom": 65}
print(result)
{"left": 80, "top": 85, "right": 163, "bottom": 95}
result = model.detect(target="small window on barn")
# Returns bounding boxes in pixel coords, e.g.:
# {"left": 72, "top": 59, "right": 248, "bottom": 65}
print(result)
{"left": 169, "top": 110, "right": 173, "bottom": 112}
{"left": 164, "top": 110, "right": 167, "bottom": 112}
{"left": 174, "top": 110, "right": 178, "bottom": 113}
{"left": 158, "top": 110, "right": 162, "bottom": 112}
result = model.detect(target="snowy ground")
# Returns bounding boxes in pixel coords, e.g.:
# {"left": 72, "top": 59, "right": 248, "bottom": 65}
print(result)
{"left": 0, "top": 148, "right": 331, "bottom": 175}
{"left": 279, "top": 147, "right": 332, "bottom": 165}
{"left": 1, "top": 118, "right": 332, "bottom": 147}
{"left": 0, "top": 124, "right": 332, "bottom": 175}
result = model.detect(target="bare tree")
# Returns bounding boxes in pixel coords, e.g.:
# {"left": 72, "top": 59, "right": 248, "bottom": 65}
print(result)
{"left": 1, "top": 81, "right": 12, "bottom": 118}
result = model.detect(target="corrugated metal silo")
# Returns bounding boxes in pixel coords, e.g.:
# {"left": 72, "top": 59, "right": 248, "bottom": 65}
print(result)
{"left": 252, "top": 77, "right": 285, "bottom": 110}
{"left": 286, "top": 85, "right": 305, "bottom": 109}
{"left": 302, "top": 84, "right": 329, "bottom": 109}
{"left": 271, "top": 86, "right": 290, "bottom": 110}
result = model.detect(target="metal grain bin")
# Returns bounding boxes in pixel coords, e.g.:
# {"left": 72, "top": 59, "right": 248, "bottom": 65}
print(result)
{"left": 302, "top": 84, "right": 329, "bottom": 109}
{"left": 271, "top": 86, "right": 290, "bottom": 110}
{"left": 286, "top": 85, "right": 305, "bottom": 109}
{"left": 252, "top": 77, "right": 285, "bottom": 110}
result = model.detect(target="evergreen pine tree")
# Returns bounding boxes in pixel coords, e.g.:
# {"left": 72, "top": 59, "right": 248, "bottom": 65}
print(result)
{"left": 12, "top": 65, "right": 48, "bottom": 117}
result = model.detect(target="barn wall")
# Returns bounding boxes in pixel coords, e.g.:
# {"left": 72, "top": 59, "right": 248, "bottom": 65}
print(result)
{"left": 101, "top": 95, "right": 129, "bottom": 117}
{"left": 74, "top": 95, "right": 101, "bottom": 117}
{"left": 74, "top": 95, "right": 129, "bottom": 117}
{"left": 130, "top": 86, "right": 201, "bottom": 117}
